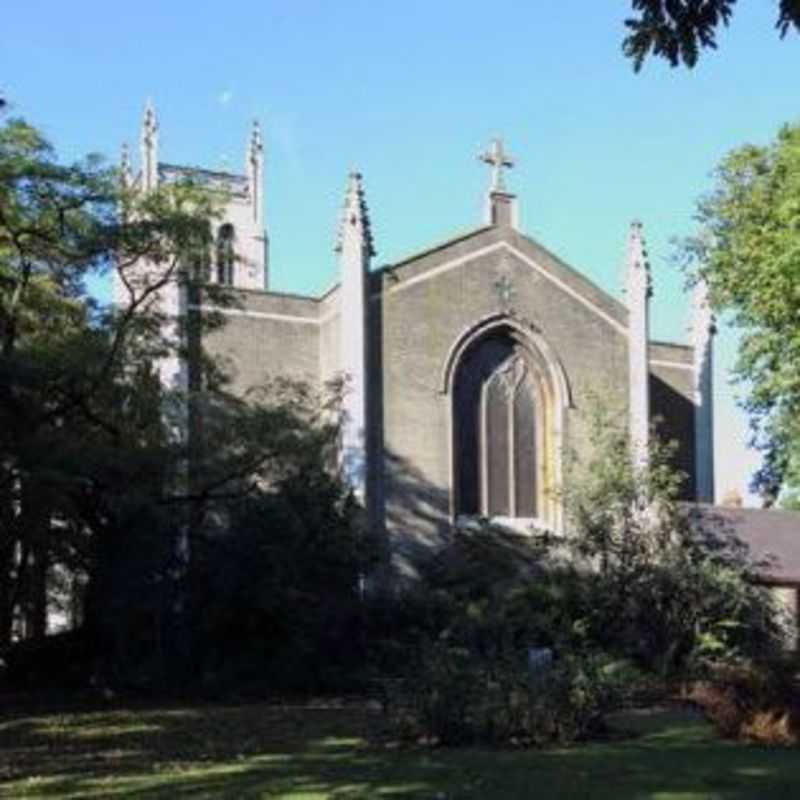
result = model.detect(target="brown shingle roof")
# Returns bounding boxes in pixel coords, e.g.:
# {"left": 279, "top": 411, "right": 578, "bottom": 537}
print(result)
{"left": 687, "top": 504, "right": 800, "bottom": 584}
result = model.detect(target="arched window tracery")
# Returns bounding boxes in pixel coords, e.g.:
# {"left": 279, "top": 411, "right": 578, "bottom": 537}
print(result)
{"left": 452, "top": 326, "right": 559, "bottom": 524}
{"left": 481, "top": 355, "right": 537, "bottom": 517}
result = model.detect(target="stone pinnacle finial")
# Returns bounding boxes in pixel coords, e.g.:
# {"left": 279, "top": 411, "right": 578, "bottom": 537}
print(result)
{"left": 626, "top": 219, "right": 652, "bottom": 297}
{"left": 246, "top": 119, "right": 264, "bottom": 225}
{"left": 691, "top": 279, "right": 716, "bottom": 340}
{"left": 140, "top": 98, "right": 159, "bottom": 191}
{"left": 335, "top": 170, "right": 375, "bottom": 257}
{"left": 479, "top": 137, "right": 515, "bottom": 192}
{"left": 249, "top": 119, "right": 263, "bottom": 161}
{"left": 142, "top": 98, "right": 158, "bottom": 143}
{"left": 120, "top": 141, "right": 132, "bottom": 187}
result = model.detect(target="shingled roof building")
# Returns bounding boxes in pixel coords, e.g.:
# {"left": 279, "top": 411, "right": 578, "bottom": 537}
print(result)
{"left": 116, "top": 102, "right": 722, "bottom": 576}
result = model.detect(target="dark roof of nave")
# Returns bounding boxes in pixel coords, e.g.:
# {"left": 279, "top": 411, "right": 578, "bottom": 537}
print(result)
{"left": 687, "top": 504, "right": 800, "bottom": 584}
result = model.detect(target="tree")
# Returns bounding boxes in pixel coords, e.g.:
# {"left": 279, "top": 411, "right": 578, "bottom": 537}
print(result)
{"left": 680, "top": 123, "right": 800, "bottom": 503}
{"left": 0, "top": 115, "right": 220, "bottom": 647}
{"left": 0, "top": 116, "right": 374, "bottom": 694}
{"left": 623, "top": 0, "right": 800, "bottom": 70}
{"left": 562, "top": 397, "right": 782, "bottom": 676}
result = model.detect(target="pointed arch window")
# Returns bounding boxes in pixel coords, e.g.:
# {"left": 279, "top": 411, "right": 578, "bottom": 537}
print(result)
{"left": 482, "top": 356, "right": 537, "bottom": 517}
{"left": 216, "top": 224, "right": 235, "bottom": 285}
{"left": 453, "top": 333, "right": 544, "bottom": 519}
{"left": 184, "top": 221, "right": 211, "bottom": 282}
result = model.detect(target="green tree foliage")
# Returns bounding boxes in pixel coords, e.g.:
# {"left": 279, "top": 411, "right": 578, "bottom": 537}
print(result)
{"left": 681, "top": 123, "right": 800, "bottom": 502}
{"left": 0, "top": 115, "right": 218, "bottom": 648}
{"left": 381, "top": 399, "right": 784, "bottom": 746}
{"left": 378, "top": 528, "right": 631, "bottom": 746}
{"left": 563, "top": 399, "right": 783, "bottom": 675}
{"left": 623, "top": 0, "right": 800, "bottom": 70}
{"left": 188, "top": 408, "right": 380, "bottom": 693}
{"left": 0, "top": 116, "right": 373, "bottom": 694}
{"left": 85, "top": 376, "right": 377, "bottom": 692}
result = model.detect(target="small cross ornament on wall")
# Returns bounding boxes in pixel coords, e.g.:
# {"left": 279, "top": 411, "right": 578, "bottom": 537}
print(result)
{"left": 494, "top": 270, "right": 515, "bottom": 311}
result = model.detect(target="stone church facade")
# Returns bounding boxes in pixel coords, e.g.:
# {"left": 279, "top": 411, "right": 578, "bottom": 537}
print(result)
{"left": 118, "top": 104, "right": 716, "bottom": 572}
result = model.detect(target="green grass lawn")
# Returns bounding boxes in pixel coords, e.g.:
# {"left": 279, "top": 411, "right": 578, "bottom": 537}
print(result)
{"left": 0, "top": 697, "right": 797, "bottom": 799}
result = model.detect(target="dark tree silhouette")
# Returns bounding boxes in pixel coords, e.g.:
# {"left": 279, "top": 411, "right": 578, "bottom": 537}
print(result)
{"left": 624, "top": 0, "right": 800, "bottom": 70}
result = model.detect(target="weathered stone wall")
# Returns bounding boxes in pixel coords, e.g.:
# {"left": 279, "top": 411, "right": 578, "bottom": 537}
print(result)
{"left": 370, "top": 226, "right": 630, "bottom": 569}
{"left": 200, "top": 288, "right": 320, "bottom": 394}
{"left": 192, "top": 227, "right": 701, "bottom": 574}
{"left": 318, "top": 286, "right": 342, "bottom": 389}
{"left": 649, "top": 341, "right": 696, "bottom": 498}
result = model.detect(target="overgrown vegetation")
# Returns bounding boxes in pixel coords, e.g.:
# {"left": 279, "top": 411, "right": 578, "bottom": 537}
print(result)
{"left": 680, "top": 122, "right": 800, "bottom": 503}
{"left": 0, "top": 114, "right": 376, "bottom": 695}
{"left": 561, "top": 399, "right": 784, "bottom": 677}
{"left": 1, "top": 113, "right": 795, "bottom": 758}
{"left": 374, "top": 399, "right": 786, "bottom": 746}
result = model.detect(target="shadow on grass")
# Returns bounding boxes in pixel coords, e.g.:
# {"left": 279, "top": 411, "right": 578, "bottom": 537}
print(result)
{"left": 1, "top": 701, "right": 799, "bottom": 798}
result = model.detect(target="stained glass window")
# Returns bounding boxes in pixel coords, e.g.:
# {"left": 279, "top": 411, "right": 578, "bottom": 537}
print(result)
{"left": 454, "top": 335, "right": 538, "bottom": 518}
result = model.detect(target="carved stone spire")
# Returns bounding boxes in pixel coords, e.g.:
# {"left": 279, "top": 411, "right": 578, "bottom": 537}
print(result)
{"left": 626, "top": 219, "right": 652, "bottom": 298}
{"left": 335, "top": 171, "right": 375, "bottom": 260}
{"left": 140, "top": 98, "right": 159, "bottom": 192}
{"left": 336, "top": 170, "right": 374, "bottom": 502}
{"left": 691, "top": 279, "right": 716, "bottom": 502}
{"left": 626, "top": 220, "right": 652, "bottom": 468}
{"left": 246, "top": 119, "right": 264, "bottom": 224}
{"left": 120, "top": 141, "right": 132, "bottom": 189}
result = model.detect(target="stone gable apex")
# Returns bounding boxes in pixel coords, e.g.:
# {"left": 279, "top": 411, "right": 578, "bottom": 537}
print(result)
{"left": 369, "top": 225, "right": 628, "bottom": 335}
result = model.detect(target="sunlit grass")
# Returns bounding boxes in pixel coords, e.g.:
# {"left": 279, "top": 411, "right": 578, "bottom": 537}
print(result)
{"left": 1, "top": 700, "right": 798, "bottom": 798}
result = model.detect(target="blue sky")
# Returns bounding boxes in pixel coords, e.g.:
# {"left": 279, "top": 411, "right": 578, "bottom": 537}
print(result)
{"left": 4, "top": 1, "right": 800, "bottom": 504}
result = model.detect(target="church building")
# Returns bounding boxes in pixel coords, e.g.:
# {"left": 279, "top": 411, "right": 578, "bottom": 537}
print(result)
{"left": 118, "top": 103, "right": 716, "bottom": 573}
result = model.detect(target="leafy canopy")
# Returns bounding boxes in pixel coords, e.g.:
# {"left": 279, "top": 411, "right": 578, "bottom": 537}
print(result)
{"left": 562, "top": 396, "right": 782, "bottom": 675}
{"left": 0, "top": 114, "right": 222, "bottom": 647}
{"left": 623, "top": 0, "right": 800, "bottom": 70}
{"left": 681, "top": 123, "right": 800, "bottom": 501}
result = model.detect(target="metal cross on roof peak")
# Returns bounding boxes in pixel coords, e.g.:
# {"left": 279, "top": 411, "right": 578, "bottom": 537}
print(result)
{"left": 479, "top": 137, "right": 515, "bottom": 192}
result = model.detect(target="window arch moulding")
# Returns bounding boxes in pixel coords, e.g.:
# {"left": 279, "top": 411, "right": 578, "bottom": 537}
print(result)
{"left": 443, "top": 312, "right": 571, "bottom": 533}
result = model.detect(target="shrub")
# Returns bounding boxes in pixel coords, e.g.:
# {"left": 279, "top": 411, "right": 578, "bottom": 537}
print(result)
{"left": 686, "top": 659, "right": 800, "bottom": 745}
{"left": 562, "top": 397, "right": 784, "bottom": 678}
{"left": 189, "top": 470, "right": 380, "bottom": 694}
{"left": 375, "top": 529, "right": 648, "bottom": 746}
{"left": 387, "top": 641, "right": 634, "bottom": 746}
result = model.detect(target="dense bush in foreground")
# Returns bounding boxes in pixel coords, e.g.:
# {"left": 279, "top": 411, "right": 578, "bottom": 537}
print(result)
{"left": 375, "top": 401, "right": 786, "bottom": 747}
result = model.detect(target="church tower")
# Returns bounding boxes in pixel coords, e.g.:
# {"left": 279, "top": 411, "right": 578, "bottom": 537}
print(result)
{"left": 203, "top": 120, "right": 268, "bottom": 291}
{"left": 130, "top": 100, "right": 187, "bottom": 393}
{"left": 114, "top": 102, "right": 271, "bottom": 390}
{"left": 626, "top": 220, "right": 652, "bottom": 467}
{"left": 131, "top": 104, "right": 268, "bottom": 291}
{"left": 335, "top": 171, "right": 374, "bottom": 500}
